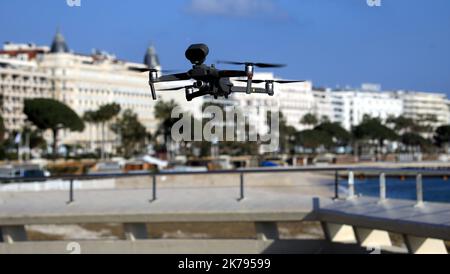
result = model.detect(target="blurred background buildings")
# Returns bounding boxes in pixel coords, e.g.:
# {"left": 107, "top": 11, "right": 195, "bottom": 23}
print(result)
{"left": 1, "top": 31, "right": 450, "bottom": 156}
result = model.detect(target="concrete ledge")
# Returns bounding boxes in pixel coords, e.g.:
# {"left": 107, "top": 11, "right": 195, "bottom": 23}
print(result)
{"left": 123, "top": 223, "right": 148, "bottom": 241}
{"left": 319, "top": 199, "right": 450, "bottom": 241}
{"left": 0, "top": 211, "right": 314, "bottom": 226}
{"left": 321, "top": 222, "right": 357, "bottom": 244}
{"left": 254, "top": 222, "right": 279, "bottom": 241}
{"left": 0, "top": 226, "right": 27, "bottom": 243}
{"left": 404, "top": 235, "right": 448, "bottom": 254}
{"left": 0, "top": 239, "right": 371, "bottom": 254}
{"left": 354, "top": 227, "right": 392, "bottom": 248}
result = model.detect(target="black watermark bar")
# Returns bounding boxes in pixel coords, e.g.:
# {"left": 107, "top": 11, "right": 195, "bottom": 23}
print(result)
{"left": 15, "top": 254, "right": 438, "bottom": 273}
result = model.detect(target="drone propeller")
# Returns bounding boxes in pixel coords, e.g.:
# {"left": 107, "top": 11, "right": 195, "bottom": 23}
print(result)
{"left": 217, "top": 61, "right": 286, "bottom": 68}
{"left": 236, "top": 79, "right": 306, "bottom": 84}
{"left": 218, "top": 70, "right": 248, "bottom": 78}
{"left": 159, "top": 85, "right": 194, "bottom": 91}
{"left": 128, "top": 66, "right": 179, "bottom": 74}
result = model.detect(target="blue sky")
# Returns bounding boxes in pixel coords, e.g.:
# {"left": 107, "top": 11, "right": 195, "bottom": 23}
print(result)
{"left": 1, "top": 0, "right": 449, "bottom": 94}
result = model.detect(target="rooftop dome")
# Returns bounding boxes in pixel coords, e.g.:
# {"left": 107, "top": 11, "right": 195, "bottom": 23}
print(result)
{"left": 144, "top": 45, "right": 160, "bottom": 69}
{"left": 50, "top": 30, "right": 69, "bottom": 53}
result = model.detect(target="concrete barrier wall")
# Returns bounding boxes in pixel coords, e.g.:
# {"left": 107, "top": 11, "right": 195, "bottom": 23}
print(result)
{"left": 0, "top": 239, "right": 370, "bottom": 254}
{"left": 0, "top": 179, "right": 116, "bottom": 192}
{"left": 0, "top": 172, "right": 334, "bottom": 195}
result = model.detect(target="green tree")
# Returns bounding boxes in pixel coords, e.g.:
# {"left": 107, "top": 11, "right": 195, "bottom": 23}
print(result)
{"left": 352, "top": 116, "right": 397, "bottom": 159}
{"left": 82, "top": 110, "right": 97, "bottom": 125}
{"left": 315, "top": 122, "right": 351, "bottom": 147}
{"left": 434, "top": 125, "right": 450, "bottom": 152}
{"left": 274, "top": 112, "right": 297, "bottom": 154}
{"left": 82, "top": 110, "right": 98, "bottom": 152}
{"left": 296, "top": 129, "right": 333, "bottom": 152}
{"left": 300, "top": 113, "right": 319, "bottom": 128}
{"left": 0, "top": 114, "right": 5, "bottom": 159}
{"left": 22, "top": 126, "right": 46, "bottom": 150}
{"left": 320, "top": 115, "right": 331, "bottom": 124}
{"left": 111, "top": 109, "right": 147, "bottom": 158}
{"left": 24, "top": 98, "right": 84, "bottom": 159}
{"left": 83, "top": 104, "right": 121, "bottom": 159}
{"left": 387, "top": 115, "right": 437, "bottom": 151}
{"left": 96, "top": 103, "right": 121, "bottom": 159}
{"left": 416, "top": 114, "right": 438, "bottom": 135}
{"left": 0, "top": 114, "right": 5, "bottom": 144}
{"left": 386, "top": 116, "right": 416, "bottom": 132}
{"left": 401, "top": 132, "right": 432, "bottom": 153}
{"left": 193, "top": 102, "right": 259, "bottom": 158}
{"left": 154, "top": 100, "right": 180, "bottom": 156}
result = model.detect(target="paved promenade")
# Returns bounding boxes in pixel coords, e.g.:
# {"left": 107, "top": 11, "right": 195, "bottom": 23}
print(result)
{"left": 0, "top": 185, "right": 449, "bottom": 242}
{"left": 0, "top": 186, "right": 324, "bottom": 225}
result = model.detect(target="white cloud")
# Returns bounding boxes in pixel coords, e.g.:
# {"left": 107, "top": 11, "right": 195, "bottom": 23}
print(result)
{"left": 186, "top": 0, "right": 286, "bottom": 18}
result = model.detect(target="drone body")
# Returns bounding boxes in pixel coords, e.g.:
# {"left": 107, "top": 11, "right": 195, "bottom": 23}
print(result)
{"left": 130, "top": 44, "right": 304, "bottom": 101}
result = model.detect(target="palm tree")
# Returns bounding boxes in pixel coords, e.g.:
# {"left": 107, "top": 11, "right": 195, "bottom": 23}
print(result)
{"left": 0, "top": 114, "right": 5, "bottom": 144}
{"left": 154, "top": 100, "right": 180, "bottom": 159}
{"left": 82, "top": 111, "right": 98, "bottom": 152}
{"left": 96, "top": 103, "right": 121, "bottom": 159}
{"left": 300, "top": 113, "right": 319, "bottom": 129}
{"left": 110, "top": 109, "right": 147, "bottom": 158}
{"left": 352, "top": 116, "right": 397, "bottom": 161}
{"left": 84, "top": 103, "right": 121, "bottom": 159}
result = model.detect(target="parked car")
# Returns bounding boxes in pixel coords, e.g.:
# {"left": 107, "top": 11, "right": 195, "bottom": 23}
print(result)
{"left": 0, "top": 164, "right": 46, "bottom": 183}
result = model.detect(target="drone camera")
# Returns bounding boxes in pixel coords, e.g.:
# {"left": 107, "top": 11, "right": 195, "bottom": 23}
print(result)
{"left": 185, "top": 86, "right": 194, "bottom": 101}
{"left": 193, "top": 80, "right": 204, "bottom": 89}
{"left": 265, "top": 81, "right": 274, "bottom": 96}
{"left": 185, "top": 44, "right": 209, "bottom": 65}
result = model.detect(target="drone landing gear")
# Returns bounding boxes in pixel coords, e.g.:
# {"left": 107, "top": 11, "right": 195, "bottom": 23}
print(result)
{"left": 245, "top": 64, "right": 254, "bottom": 94}
{"left": 185, "top": 89, "right": 209, "bottom": 101}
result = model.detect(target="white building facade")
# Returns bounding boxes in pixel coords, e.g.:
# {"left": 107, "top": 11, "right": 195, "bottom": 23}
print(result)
{"left": 393, "top": 90, "right": 449, "bottom": 128}
{"left": 229, "top": 73, "right": 315, "bottom": 132}
{"left": 0, "top": 32, "right": 188, "bottom": 153}
{"left": 0, "top": 43, "right": 53, "bottom": 133}
{"left": 330, "top": 89, "right": 404, "bottom": 131}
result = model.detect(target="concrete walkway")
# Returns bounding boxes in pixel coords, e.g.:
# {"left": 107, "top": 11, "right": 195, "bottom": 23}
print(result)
{"left": 1, "top": 186, "right": 450, "bottom": 254}
{"left": 0, "top": 186, "right": 449, "bottom": 241}
{"left": 0, "top": 186, "right": 325, "bottom": 225}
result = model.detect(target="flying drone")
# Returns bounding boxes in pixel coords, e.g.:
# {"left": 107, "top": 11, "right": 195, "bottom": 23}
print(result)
{"left": 129, "top": 44, "right": 305, "bottom": 101}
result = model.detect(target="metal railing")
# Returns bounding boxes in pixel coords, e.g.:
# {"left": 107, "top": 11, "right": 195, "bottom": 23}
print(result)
{"left": 345, "top": 168, "right": 450, "bottom": 206}
{"left": 1, "top": 166, "right": 450, "bottom": 205}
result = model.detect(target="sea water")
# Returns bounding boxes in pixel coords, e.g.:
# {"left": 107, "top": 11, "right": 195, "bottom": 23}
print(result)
{"left": 341, "top": 177, "right": 450, "bottom": 203}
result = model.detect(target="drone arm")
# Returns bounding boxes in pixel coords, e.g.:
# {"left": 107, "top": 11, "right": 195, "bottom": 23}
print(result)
{"left": 186, "top": 89, "right": 211, "bottom": 101}
{"left": 148, "top": 72, "right": 191, "bottom": 100}
{"left": 148, "top": 70, "right": 158, "bottom": 100}
{"left": 155, "top": 73, "right": 191, "bottom": 82}
{"left": 246, "top": 78, "right": 253, "bottom": 95}
{"left": 245, "top": 64, "right": 254, "bottom": 94}
{"left": 149, "top": 81, "right": 157, "bottom": 100}
{"left": 230, "top": 86, "right": 267, "bottom": 94}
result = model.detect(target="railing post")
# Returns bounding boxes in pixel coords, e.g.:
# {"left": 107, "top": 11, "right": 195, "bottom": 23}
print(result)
{"left": 151, "top": 174, "right": 157, "bottom": 202}
{"left": 239, "top": 172, "right": 245, "bottom": 201}
{"left": 334, "top": 170, "right": 339, "bottom": 200}
{"left": 348, "top": 171, "right": 355, "bottom": 199}
{"left": 379, "top": 173, "right": 386, "bottom": 202}
{"left": 68, "top": 179, "right": 74, "bottom": 204}
{"left": 415, "top": 173, "right": 424, "bottom": 207}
